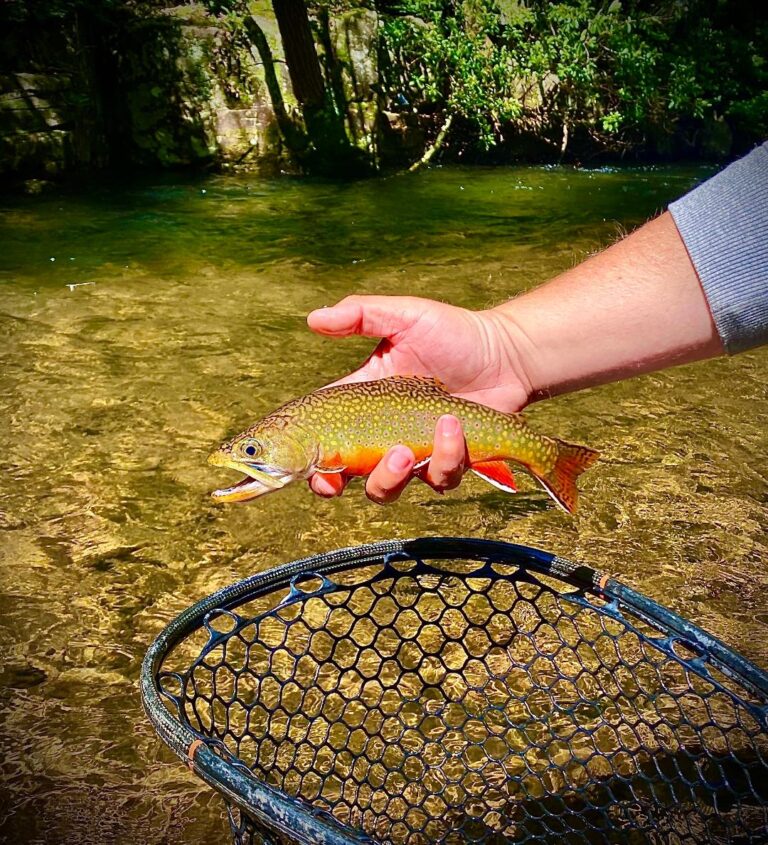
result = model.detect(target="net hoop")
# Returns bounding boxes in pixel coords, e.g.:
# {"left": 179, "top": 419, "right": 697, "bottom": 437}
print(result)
{"left": 141, "top": 537, "right": 768, "bottom": 845}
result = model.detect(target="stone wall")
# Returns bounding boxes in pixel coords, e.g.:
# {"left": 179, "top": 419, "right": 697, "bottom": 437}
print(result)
{"left": 116, "top": 5, "right": 292, "bottom": 171}
{"left": 1, "top": 73, "right": 89, "bottom": 180}
{"left": 0, "top": 3, "right": 381, "bottom": 185}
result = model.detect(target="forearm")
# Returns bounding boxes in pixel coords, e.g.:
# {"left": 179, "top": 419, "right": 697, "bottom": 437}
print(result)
{"left": 490, "top": 211, "right": 724, "bottom": 401}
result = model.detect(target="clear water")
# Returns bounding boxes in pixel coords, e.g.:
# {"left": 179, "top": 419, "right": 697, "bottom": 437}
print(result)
{"left": 1, "top": 165, "right": 766, "bottom": 842}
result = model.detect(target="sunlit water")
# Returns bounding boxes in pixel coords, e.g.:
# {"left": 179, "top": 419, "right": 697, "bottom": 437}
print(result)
{"left": 1, "top": 165, "right": 766, "bottom": 843}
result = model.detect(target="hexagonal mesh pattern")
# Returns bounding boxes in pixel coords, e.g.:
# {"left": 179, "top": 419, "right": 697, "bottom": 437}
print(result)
{"left": 152, "top": 543, "right": 768, "bottom": 844}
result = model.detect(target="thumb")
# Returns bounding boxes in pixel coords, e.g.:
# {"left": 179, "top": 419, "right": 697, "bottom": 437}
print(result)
{"left": 307, "top": 295, "right": 423, "bottom": 339}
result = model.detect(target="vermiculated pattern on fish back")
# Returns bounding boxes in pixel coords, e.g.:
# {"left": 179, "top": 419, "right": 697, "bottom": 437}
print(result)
{"left": 285, "top": 378, "right": 558, "bottom": 475}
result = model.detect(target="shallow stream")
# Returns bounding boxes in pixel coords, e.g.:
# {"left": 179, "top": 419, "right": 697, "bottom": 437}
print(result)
{"left": 1, "top": 164, "right": 766, "bottom": 842}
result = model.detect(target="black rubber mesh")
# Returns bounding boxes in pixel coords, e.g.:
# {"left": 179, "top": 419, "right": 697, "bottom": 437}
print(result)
{"left": 158, "top": 553, "right": 768, "bottom": 844}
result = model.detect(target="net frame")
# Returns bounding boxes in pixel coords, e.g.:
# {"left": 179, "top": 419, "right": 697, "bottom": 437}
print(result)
{"left": 141, "top": 537, "right": 768, "bottom": 845}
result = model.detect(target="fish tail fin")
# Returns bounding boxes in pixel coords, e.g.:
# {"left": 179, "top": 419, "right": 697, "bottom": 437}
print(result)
{"left": 536, "top": 439, "right": 599, "bottom": 514}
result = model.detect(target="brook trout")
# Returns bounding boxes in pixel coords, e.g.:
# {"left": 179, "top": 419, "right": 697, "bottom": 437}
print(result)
{"left": 209, "top": 376, "right": 598, "bottom": 513}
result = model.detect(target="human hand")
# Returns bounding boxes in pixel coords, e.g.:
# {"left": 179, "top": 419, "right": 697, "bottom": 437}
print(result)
{"left": 306, "top": 295, "right": 533, "bottom": 501}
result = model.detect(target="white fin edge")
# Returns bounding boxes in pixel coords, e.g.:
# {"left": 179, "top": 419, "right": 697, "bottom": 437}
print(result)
{"left": 471, "top": 469, "right": 517, "bottom": 494}
{"left": 536, "top": 478, "right": 570, "bottom": 513}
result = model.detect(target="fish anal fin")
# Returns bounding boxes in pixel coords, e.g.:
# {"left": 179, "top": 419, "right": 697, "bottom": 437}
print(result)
{"left": 471, "top": 461, "right": 517, "bottom": 493}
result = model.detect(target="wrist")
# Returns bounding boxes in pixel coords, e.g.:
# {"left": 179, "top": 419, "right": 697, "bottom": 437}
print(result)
{"left": 488, "top": 294, "right": 581, "bottom": 403}
{"left": 481, "top": 306, "right": 541, "bottom": 407}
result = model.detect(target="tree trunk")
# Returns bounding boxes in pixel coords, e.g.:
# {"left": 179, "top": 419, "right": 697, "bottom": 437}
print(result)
{"left": 272, "top": 0, "right": 326, "bottom": 111}
{"left": 315, "top": 5, "right": 349, "bottom": 135}
{"left": 271, "top": 0, "right": 372, "bottom": 175}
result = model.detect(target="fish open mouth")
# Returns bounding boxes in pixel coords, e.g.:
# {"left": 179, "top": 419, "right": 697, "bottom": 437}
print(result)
{"left": 211, "top": 474, "right": 278, "bottom": 503}
{"left": 208, "top": 454, "right": 291, "bottom": 504}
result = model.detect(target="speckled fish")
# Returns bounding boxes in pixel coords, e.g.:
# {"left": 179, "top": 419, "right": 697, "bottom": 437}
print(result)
{"left": 208, "top": 376, "right": 599, "bottom": 513}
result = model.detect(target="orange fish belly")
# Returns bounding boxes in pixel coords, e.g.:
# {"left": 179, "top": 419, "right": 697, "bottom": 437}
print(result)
{"left": 330, "top": 443, "right": 434, "bottom": 477}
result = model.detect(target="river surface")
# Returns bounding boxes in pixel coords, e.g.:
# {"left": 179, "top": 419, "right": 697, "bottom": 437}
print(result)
{"left": 1, "top": 165, "right": 766, "bottom": 843}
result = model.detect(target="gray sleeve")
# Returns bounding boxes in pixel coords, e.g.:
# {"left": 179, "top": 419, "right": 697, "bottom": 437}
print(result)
{"left": 668, "top": 141, "right": 768, "bottom": 354}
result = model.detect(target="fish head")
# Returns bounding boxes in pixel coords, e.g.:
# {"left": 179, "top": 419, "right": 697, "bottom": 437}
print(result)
{"left": 208, "top": 419, "right": 316, "bottom": 503}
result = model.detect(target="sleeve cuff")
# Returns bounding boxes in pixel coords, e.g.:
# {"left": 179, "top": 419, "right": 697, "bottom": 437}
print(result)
{"left": 668, "top": 142, "right": 768, "bottom": 354}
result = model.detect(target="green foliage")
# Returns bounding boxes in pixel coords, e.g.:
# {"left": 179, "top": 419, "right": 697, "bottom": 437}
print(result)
{"left": 729, "top": 91, "right": 768, "bottom": 138}
{"left": 5, "top": 0, "right": 764, "bottom": 173}
{"left": 379, "top": 0, "right": 768, "bottom": 156}
{"left": 381, "top": 1, "right": 523, "bottom": 147}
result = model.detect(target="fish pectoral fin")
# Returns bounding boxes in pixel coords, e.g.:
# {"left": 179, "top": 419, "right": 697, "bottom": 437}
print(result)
{"left": 315, "top": 465, "right": 347, "bottom": 474}
{"left": 471, "top": 461, "right": 518, "bottom": 493}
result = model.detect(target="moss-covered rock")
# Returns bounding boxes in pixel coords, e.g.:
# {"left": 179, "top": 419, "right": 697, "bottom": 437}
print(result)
{"left": 0, "top": 67, "right": 103, "bottom": 179}
{"left": 330, "top": 8, "right": 379, "bottom": 157}
{"left": 2, "top": 2, "right": 385, "bottom": 179}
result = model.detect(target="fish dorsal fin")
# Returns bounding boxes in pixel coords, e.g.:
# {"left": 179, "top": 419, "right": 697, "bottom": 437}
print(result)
{"left": 392, "top": 375, "right": 449, "bottom": 392}
{"left": 471, "top": 461, "right": 518, "bottom": 493}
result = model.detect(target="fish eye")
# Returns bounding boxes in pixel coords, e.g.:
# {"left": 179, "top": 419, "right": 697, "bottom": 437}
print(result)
{"left": 240, "top": 439, "right": 261, "bottom": 458}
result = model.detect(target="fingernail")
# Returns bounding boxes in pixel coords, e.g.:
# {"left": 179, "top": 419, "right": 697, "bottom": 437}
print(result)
{"left": 387, "top": 447, "right": 413, "bottom": 472}
{"left": 438, "top": 415, "right": 461, "bottom": 437}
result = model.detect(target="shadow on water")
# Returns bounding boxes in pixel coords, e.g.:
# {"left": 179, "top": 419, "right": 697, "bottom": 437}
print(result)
{"left": 418, "top": 489, "right": 554, "bottom": 519}
{"left": 0, "top": 164, "right": 713, "bottom": 285}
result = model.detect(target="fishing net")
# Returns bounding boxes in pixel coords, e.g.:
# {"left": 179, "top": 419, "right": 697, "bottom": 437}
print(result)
{"left": 141, "top": 538, "right": 768, "bottom": 844}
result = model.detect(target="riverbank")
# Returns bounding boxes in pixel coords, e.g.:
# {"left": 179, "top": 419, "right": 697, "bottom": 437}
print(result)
{"left": 2, "top": 1, "right": 765, "bottom": 186}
